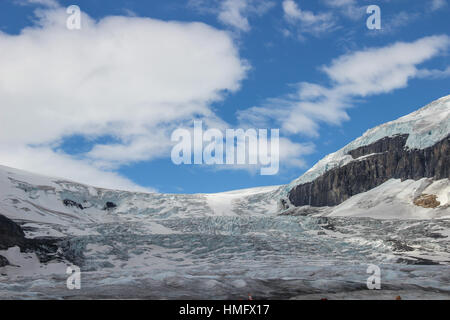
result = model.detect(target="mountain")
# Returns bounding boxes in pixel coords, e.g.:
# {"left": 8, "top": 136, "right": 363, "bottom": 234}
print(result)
{"left": 0, "top": 95, "right": 449, "bottom": 299}
{"left": 282, "top": 95, "right": 450, "bottom": 220}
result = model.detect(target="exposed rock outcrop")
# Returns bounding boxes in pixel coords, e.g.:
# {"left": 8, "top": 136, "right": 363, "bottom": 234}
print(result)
{"left": 103, "top": 201, "right": 117, "bottom": 210}
{"left": 63, "top": 199, "right": 84, "bottom": 210}
{"left": 288, "top": 135, "right": 449, "bottom": 207}
{"left": 0, "top": 213, "right": 78, "bottom": 264}
{"left": 0, "top": 214, "right": 26, "bottom": 250}
{"left": 414, "top": 194, "right": 441, "bottom": 208}
{"left": 0, "top": 255, "right": 9, "bottom": 267}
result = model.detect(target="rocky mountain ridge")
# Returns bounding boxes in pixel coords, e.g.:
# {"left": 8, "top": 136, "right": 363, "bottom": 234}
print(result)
{"left": 289, "top": 134, "right": 449, "bottom": 207}
{"left": 285, "top": 95, "right": 450, "bottom": 210}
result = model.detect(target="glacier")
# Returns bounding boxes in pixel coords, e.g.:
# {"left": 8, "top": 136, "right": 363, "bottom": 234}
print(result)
{"left": 0, "top": 95, "right": 449, "bottom": 299}
{"left": 0, "top": 162, "right": 449, "bottom": 299}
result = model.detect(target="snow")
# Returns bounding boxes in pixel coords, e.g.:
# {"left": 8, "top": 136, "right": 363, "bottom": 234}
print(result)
{"left": 321, "top": 178, "right": 450, "bottom": 220}
{"left": 0, "top": 246, "right": 68, "bottom": 278}
{"left": 204, "top": 185, "right": 279, "bottom": 216}
{"left": 0, "top": 163, "right": 282, "bottom": 243}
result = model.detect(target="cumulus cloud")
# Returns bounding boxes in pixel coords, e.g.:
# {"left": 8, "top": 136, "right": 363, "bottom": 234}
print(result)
{"left": 0, "top": 6, "right": 248, "bottom": 190}
{"left": 282, "top": 0, "right": 336, "bottom": 39}
{"left": 239, "top": 35, "right": 450, "bottom": 137}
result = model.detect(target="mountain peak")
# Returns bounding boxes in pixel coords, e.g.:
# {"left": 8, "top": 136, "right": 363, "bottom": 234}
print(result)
{"left": 287, "top": 95, "right": 450, "bottom": 189}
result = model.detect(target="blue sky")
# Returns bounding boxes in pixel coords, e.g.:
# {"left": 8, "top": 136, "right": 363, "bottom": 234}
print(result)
{"left": 0, "top": 0, "right": 448, "bottom": 193}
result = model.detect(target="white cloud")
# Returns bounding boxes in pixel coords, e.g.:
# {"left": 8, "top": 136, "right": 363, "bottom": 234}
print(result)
{"left": 321, "top": 36, "right": 450, "bottom": 96}
{"left": 0, "top": 145, "right": 152, "bottom": 192}
{"left": 278, "top": 138, "right": 315, "bottom": 168}
{"left": 431, "top": 0, "right": 447, "bottom": 11}
{"left": 417, "top": 66, "right": 450, "bottom": 79}
{"left": 282, "top": 0, "right": 302, "bottom": 19}
{"left": 323, "top": 0, "right": 364, "bottom": 20}
{"left": 190, "top": 0, "right": 275, "bottom": 32}
{"left": 366, "top": 10, "right": 420, "bottom": 36}
{"left": 203, "top": 136, "right": 315, "bottom": 174}
{"left": 15, "top": 0, "right": 59, "bottom": 7}
{"left": 0, "top": 6, "right": 248, "bottom": 190}
{"left": 282, "top": 0, "right": 336, "bottom": 38}
{"left": 239, "top": 35, "right": 450, "bottom": 137}
{"left": 218, "top": 0, "right": 251, "bottom": 31}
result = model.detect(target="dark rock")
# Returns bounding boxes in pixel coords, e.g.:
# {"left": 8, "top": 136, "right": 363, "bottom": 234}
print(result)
{"left": 0, "top": 255, "right": 9, "bottom": 267}
{"left": 63, "top": 199, "right": 84, "bottom": 210}
{"left": 316, "top": 217, "right": 330, "bottom": 224}
{"left": 279, "top": 199, "right": 290, "bottom": 210}
{"left": 424, "top": 232, "right": 448, "bottom": 239}
{"left": 103, "top": 201, "right": 117, "bottom": 210}
{"left": 58, "top": 239, "right": 86, "bottom": 267}
{"left": 348, "top": 134, "right": 409, "bottom": 159}
{"left": 321, "top": 224, "right": 336, "bottom": 231}
{"left": 0, "top": 214, "right": 26, "bottom": 250}
{"left": 386, "top": 239, "right": 414, "bottom": 252}
{"left": 278, "top": 206, "right": 324, "bottom": 216}
{"left": 0, "top": 214, "right": 78, "bottom": 265}
{"left": 315, "top": 217, "right": 336, "bottom": 231}
{"left": 289, "top": 135, "right": 449, "bottom": 207}
{"left": 26, "top": 237, "right": 60, "bottom": 263}
{"left": 396, "top": 257, "right": 440, "bottom": 265}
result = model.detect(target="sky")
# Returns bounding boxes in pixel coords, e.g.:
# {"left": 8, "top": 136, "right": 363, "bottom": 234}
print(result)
{"left": 0, "top": 0, "right": 448, "bottom": 194}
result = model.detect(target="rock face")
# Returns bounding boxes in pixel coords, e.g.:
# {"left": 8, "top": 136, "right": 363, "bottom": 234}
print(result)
{"left": 103, "top": 201, "right": 117, "bottom": 210}
{"left": 0, "top": 255, "right": 9, "bottom": 267}
{"left": 63, "top": 199, "right": 84, "bottom": 210}
{"left": 288, "top": 135, "right": 449, "bottom": 207}
{"left": 0, "top": 213, "right": 77, "bottom": 264}
{"left": 0, "top": 214, "right": 27, "bottom": 250}
{"left": 414, "top": 194, "right": 441, "bottom": 208}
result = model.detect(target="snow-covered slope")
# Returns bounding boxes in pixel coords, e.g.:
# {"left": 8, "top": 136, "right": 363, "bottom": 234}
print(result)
{"left": 319, "top": 178, "right": 450, "bottom": 220}
{"left": 0, "top": 164, "right": 280, "bottom": 238}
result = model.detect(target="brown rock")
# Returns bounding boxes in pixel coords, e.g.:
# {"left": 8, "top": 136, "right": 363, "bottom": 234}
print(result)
{"left": 413, "top": 194, "right": 441, "bottom": 208}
